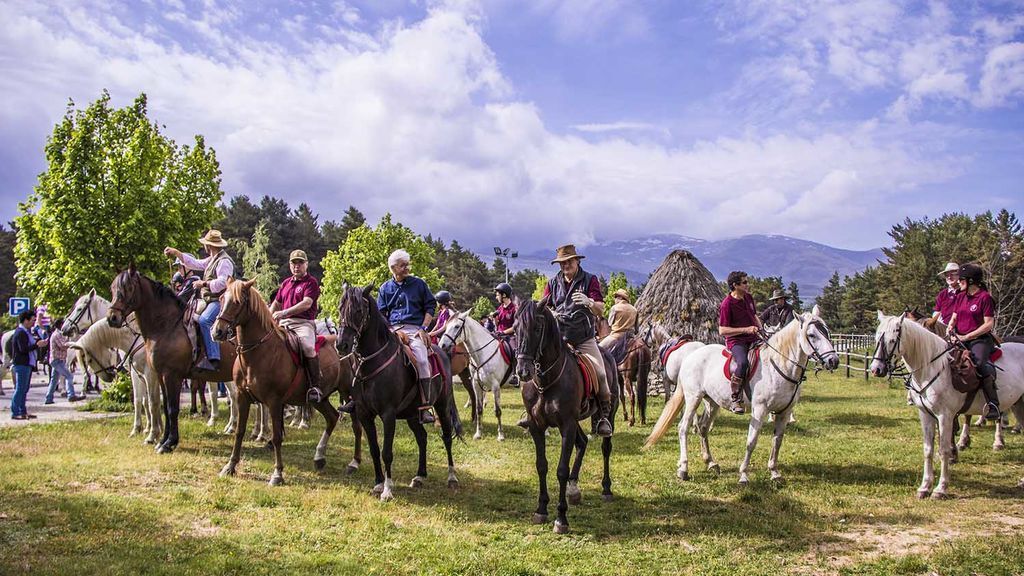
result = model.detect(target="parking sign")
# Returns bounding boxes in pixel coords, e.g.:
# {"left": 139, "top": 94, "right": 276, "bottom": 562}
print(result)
{"left": 8, "top": 297, "right": 30, "bottom": 317}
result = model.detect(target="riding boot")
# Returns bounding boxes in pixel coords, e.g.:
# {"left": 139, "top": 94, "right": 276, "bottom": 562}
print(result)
{"left": 596, "top": 399, "right": 613, "bottom": 437}
{"left": 728, "top": 375, "right": 745, "bottom": 415}
{"left": 979, "top": 372, "right": 1000, "bottom": 420}
{"left": 304, "top": 356, "right": 324, "bottom": 404}
{"left": 338, "top": 399, "right": 356, "bottom": 414}
{"left": 417, "top": 377, "right": 435, "bottom": 424}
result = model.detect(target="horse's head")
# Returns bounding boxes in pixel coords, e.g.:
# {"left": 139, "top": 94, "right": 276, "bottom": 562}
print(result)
{"left": 214, "top": 278, "right": 254, "bottom": 341}
{"left": 796, "top": 304, "right": 839, "bottom": 371}
{"left": 515, "top": 298, "right": 556, "bottom": 381}
{"left": 69, "top": 343, "right": 118, "bottom": 383}
{"left": 870, "top": 310, "right": 905, "bottom": 377}
{"left": 439, "top": 311, "right": 470, "bottom": 356}
{"left": 108, "top": 267, "right": 142, "bottom": 328}
{"left": 62, "top": 289, "right": 98, "bottom": 336}
{"left": 336, "top": 284, "right": 373, "bottom": 356}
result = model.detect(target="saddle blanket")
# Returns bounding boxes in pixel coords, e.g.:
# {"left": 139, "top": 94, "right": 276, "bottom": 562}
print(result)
{"left": 286, "top": 334, "right": 327, "bottom": 367}
{"left": 722, "top": 347, "right": 761, "bottom": 381}
{"left": 659, "top": 338, "right": 690, "bottom": 366}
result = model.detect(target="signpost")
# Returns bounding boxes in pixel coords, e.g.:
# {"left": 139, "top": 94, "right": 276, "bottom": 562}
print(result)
{"left": 8, "top": 297, "right": 30, "bottom": 317}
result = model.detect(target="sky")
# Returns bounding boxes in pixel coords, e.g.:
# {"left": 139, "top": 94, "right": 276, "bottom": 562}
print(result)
{"left": 1, "top": 0, "right": 1022, "bottom": 253}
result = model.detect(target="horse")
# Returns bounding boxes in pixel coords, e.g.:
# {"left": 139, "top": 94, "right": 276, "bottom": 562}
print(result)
{"left": 640, "top": 321, "right": 705, "bottom": 404}
{"left": 335, "top": 285, "right": 461, "bottom": 501}
{"left": 870, "top": 311, "right": 1024, "bottom": 498}
{"left": 514, "top": 299, "right": 619, "bottom": 535}
{"left": 608, "top": 334, "right": 652, "bottom": 426}
{"left": 645, "top": 306, "right": 839, "bottom": 484}
{"left": 107, "top": 268, "right": 238, "bottom": 453}
{"left": 213, "top": 278, "right": 360, "bottom": 485}
{"left": 438, "top": 311, "right": 516, "bottom": 440}
{"left": 61, "top": 289, "right": 111, "bottom": 337}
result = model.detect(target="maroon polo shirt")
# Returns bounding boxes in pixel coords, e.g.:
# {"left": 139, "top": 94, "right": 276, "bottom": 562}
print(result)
{"left": 719, "top": 292, "right": 758, "bottom": 349}
{"left": 274, "top": 274, "right": 320, "bottom": 321}
{"left": 495, "top": 301, "right": 516, "bottom": 333}
{"left": 934, "top": 287, "right": 959, "bottom": 324}
{"left": 952, "top": 289, "right": 995, "bottom": 336}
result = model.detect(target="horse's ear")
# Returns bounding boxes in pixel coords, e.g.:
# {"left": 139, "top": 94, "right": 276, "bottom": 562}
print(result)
{"left": 243, "top": 279, "right": 256, "bottom": 291}
{"left": 459, "top": 310, "right": 470, "bottom": 319}
{"left": 362, "top": 284, "right": 374, "bottom": 299}
{"left": 342, "top": 281, "right": 349, "bottom": 292}
{"left": 128, "top": 263, "right": 137, "bottom": 274}
{"left": 877, "top": 310, "right": 886, "bottom": 321}
{"left": 89, "top": 288, "right": 96, "bottom": 297}
{"left": 811, "top": 304, "right": 820, "bottom": 317}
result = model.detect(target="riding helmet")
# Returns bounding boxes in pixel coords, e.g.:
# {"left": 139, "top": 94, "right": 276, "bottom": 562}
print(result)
{"left": 435, "top": 290, "right": 452, "bottom": 305}
{"left": 494, "top": 283, "right": 513, "bottom": 298}
{"left": 958, "top": 263, "right": 984, "bottom": 286}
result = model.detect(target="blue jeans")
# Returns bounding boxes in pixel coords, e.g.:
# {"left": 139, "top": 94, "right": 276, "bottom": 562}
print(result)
{"left": 198, "top": 299, "right": 221, "bottom": 361}
{"left": 45, "top": 359, "right": 76, "bottom": 402}
{"left": 12, "top": 365, "right": 32, "bottom": 417}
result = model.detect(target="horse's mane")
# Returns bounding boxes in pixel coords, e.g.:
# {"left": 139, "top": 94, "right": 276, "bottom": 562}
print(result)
{"left": 339, "top": 286, "right": 391, "bottom": 342}
{"left": 516, "top": 300, "right": 562, "bottom": 342}
{"left": 77, "top": 317, "right": 130, "bottom": 351}
{"left": 894, "top": 315, "right": 946, "bottom": 367}
{"left": 228, "top": 280, "right": 284, "bottom": 341}
{"left": 117, "top": 270, "right": 185, "bottom": 313}
{"left": 767, "top": 316, "right": 802, "bottom": 361}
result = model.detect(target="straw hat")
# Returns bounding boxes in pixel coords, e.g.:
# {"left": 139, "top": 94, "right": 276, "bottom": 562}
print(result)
{"left": 551, "top": 244, "right": 585, "bottom": 264}
{"left": 613, "top": 289, "right": 631, "bottom": 302}
{"left": 936, "top": 262, "right": 959, "bottom": 276}
{"left": 198, "top": 229, "right": 228, "bottom": 248}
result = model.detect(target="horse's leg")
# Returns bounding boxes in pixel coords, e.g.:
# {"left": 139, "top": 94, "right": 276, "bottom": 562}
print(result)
{"left": 266, "top": 401, "right": 286, "bottom": 486}
{"left": 553, "top": 423, "right": 577, "bottom": 534}
{"left": 957, "top": 414, "right": 971, "bottom": 451}
{"left": 932, "top": 412, "right": 955, "bottom": 499}
{"left": 361, "top": 414, "right": 385, "bottom": 493}
{"left": 993, "top": 413, "right": 1005, "bottom": 451}
{"left": 198, "top": 382, "right": 209, "bottom": 417}
{"left": 437, "top": 390, "right": 459, "bottom": 490}
{"left": 493, "top": 381, "right": 505, "bottom": 441}
{"left": 601, "top": 429, "right": 613, "bottom": 501}
{"left": 147, "top": 372, "right": 162, "bottom": 445}
{"left": 406, "top": 418, "right": 429, "bottom": 488}
{"left": 157, "top": 374, "right": 182, "bottom": 454}
{"left": 223, "top": 381, "right": 237, "bottom": 435}
{"left": 917, "top": 410, "right": 936, "bottom": 498}
{"left": 626, "top": 373, "right": 636, "bottom": 427}
{"left": 379, "top": 415, "right": 397, "bottom": 501}
{"left": 738, "top": 405, "right": 767, "bottom": 485}
{"left": 697, "top": 401, "right": 721, "bottom": 475}
{"left": 220, "top": 394, "right": 251, "bottom": 477}
{"left": 207, "top": 381, "right": 218, "bottom": 427}
{"left": 474, "top": 384, "right": 485, "bottom": 440}
{"left": 677, "top": 395, "right": 701, "bottom": 480}
{"left": 130, "top": 371, "right": 144, "bottom": 437}
{"left": 189, "top": 379, "right": 198, "bottom": 415}
{"left": 767, "top": 408, "right": 792, "bottom": 483}
{"left": 298, "top": 404, "right": 311, "bottom": 430}
{"left": 636, "top": 362, "right": 650, "bottom": 425}
{"left": 459, "top": 367, "right": 477, "bottom": 426}
{"left": 312, "top": 399, "right": 339, "bottom": 472}
{"left": 566, "top": 423, "right": 588, "bottom": 505}
{"left": 347, "top": 416, "right": 363, "bottom": 474}
{"left": 530, "top": 426, "right": 549, "bottom": 524}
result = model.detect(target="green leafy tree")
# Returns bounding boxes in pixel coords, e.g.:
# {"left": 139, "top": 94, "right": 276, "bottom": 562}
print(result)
{"left": 471, "top": 295, "right": 494, "bottom": 319}
{"left": 15, "top": 91, "right": 222, "bottom": 313}
{"left": 0, "top": 223, "right": 16, "bottom": 304}
{"left": 787, "top": 281, "right": 803, "bottom": 313}
{"left": 746, "top": 275, "right": 784, "bottom": 312}
{"left": 230, "top": 219, "right": 278, "bottom": 299}
{"left": 840, "top": 267, "right": 882, "bottom": 331}
{"left": 816, "top": 271, "right": 845, "bottom": 330}
{"left": 603, "top": 271, "right": 637, "bottom": 310}
{"left": 320, "top": 214, "right": 443, "bottom": 315}
{"left": 510, "top": 269, "right": 543, "bottom": 303}
{"left": 532, "top": 274, "right": 547, "bottom": 300}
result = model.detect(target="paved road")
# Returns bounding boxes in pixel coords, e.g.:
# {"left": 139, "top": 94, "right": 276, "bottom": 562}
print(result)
{"left": 0, "top": 370, "right": 120, "bottom": 428}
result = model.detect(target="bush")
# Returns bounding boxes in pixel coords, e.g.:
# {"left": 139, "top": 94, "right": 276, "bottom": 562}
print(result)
{"left": 80, "top": 371, "right": 133, "bottom": 412}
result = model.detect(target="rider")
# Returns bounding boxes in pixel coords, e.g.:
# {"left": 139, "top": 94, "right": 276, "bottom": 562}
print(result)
{"left": 600, "top": 289, "right": 638, "bottom": 349}
{"left": 933, "top": 262, "right": 960, "bottom": 325}
{"left": 494, "top": 283, "right": 516, "bottom": 339}
{"left": 759, "top": 289, "right": 794, "bottom": 333}
{"left": 375, "top": 249, "right": 438, "bottom": 424}
{"left": 718, "top": 270, "right": 762, "bottom": 415}
{"left": 948, "top": 263, "right": 999, "bottom": 420}
{"left": 269, "top": 250, "right": 323, "bottom": 404}
{"left": 164, "top": 230, "right": 235, "bottom": 371}
{"left": 171, "top": 258, "right": 201, "bottom": 301}
{"left": 529, "top": 244, "right": 613, "bottom": 437}
{"left": 428, "top": 291, "right": 455, "bottom": 342}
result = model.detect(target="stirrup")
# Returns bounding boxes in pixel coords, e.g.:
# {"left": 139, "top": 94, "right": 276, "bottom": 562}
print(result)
{"left": 596, "top": 418, "right": 612, "bottom": 437}
{"left": 728, "top": 396, "right": 745, "bottom": 415}
{"left": 338, "top": 400, "right": 356, "bottom": 414}
{"left": 306, "top": 387, "right": 324, "bottom": 404}
{"left": 984, "top": 402, "right": 1000, "bottom": 420}
{"left": 516, "top": 413, "right": 530, "bottom": 428}
{"left": 419, "top": 407, "right": 435, "bottom": 424}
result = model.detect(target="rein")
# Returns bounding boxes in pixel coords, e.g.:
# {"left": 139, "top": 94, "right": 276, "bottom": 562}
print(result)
{"left": 517, "top": 309, "right": 568, "bottom": 394}
{"left": 443, "top": 318, "right": 511, "bottom": 380}
{"left": 65, "top": 292, "right": 96, "bottom": 335}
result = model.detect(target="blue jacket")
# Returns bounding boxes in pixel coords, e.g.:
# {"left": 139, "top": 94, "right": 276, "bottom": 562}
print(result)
{"left": 377, "top": 276, "right": 436, "bottom": 327}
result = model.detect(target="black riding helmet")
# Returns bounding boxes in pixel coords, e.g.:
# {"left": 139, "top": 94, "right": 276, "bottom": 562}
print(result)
{"left": 958, "top": 263, "right": 985, "bottom": 287}
{"left": 435, "top": 290, "right": 452, "bottom": 305}
{"left": 494, "top": 283, "right": 512, "bottom": 298}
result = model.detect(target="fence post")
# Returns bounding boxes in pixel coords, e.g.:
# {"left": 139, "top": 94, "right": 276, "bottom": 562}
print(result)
{"left": 845, "top": 352, "right": 850, "bottom": 378}
{"left": 863, "top": 354, "right": 869, "bottom": 381}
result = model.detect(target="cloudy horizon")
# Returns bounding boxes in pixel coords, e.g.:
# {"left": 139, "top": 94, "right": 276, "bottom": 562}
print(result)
{"left": 1, "top": 0, "right": 1022, "bottom": 253}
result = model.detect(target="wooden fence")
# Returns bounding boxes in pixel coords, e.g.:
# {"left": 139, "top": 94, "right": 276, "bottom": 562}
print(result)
{"left": 831, "top": 333, "right": 874, "bottom": 380}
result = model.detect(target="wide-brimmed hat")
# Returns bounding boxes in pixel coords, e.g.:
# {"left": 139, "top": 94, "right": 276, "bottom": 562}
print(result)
{"left": 770, "top": 289, "right": 788, "bottom": 301}
{"left": 289, "top": 249, "right": 308, "bottom": 262}
{"left": 937, "top": 262, "right": 959, "bottom": 276}
{"left": 551, "top": 244, "right": 585, "bottom": 264}
{"left": 613, "top": 289, "right": 631, "bottom": 302}
{"left": 198, "top": 229, "right": 228, "bottom": 248}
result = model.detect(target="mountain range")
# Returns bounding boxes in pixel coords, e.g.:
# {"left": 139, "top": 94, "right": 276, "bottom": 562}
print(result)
{"left": 476, "top": 234, "right": 884, "bottom": 300}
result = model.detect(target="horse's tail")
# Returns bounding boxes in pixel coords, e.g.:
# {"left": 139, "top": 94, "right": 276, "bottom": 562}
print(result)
{"left": 643, "top": 366, "right": 685, "bottom": 450}
{"left": 636, "top": 347, "right": 651, "bottom": 420}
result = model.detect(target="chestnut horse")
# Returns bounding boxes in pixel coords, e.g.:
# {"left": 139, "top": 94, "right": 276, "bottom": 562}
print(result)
{"left": 107, "top": 268, "right": 237, "bottom": 453}
{"left": 213, "top": 279, "right": 360, "bottom": 485}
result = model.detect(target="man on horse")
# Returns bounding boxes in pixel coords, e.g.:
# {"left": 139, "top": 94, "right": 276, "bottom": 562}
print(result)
{"left": 933, "top": 262, "right": 960, "bottom": 325}
{"left": 366, "top": 249, "right": 438, "bottom": 424}
{"left": 719, "top": 270, "right": 762, "bottom": 415}
{"left": 269, "top": 250, "right": 324, "bottom": 403}
{"left": 164, "top": 230, "right": 235, "bottom": 371}
{"left": 759, "top": 289, "right": 794, "bottom": 333}
{"left": 600, "top": 289, "right": 638, "bottom": 350}
{"left": 532, "top": 244, "right": 613, "bottom": 437}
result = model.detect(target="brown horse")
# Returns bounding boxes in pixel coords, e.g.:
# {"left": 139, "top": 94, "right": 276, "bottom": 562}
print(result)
{"left": 108, "top": 268, "right": 237, "bottom": 454}
{"left": 212, "top": 279, "right": 360, "bottom": 485}
{"left": 616, "top": 337, "right": 652, "bottom": 426}
{"left": 515, "top": 299, "right": 618, "bottom": 534}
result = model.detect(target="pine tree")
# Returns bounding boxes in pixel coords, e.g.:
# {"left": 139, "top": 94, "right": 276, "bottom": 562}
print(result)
{"left": 816, "top": 271, "right": 845, "bottom": 329}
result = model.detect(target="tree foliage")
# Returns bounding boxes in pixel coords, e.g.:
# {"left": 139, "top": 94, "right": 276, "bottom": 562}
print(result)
{"left": 15, "top": 91, "right": 222, "bottom": 313}
{"left": 230, "top": 219, "right": 278, "bottom": 300}
{"left": 471, "top": 295, "right": 494, "bottom": 319}
{"left": 603, "top": 271, "right": 638, "bottom": 310}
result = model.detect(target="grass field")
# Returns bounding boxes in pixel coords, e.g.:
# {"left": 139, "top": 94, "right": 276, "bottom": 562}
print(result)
{"left": 1, "top": 372, "right": 1023, "bottom": 575}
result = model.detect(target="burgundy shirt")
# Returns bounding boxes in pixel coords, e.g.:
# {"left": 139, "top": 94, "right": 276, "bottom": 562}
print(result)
{"left": 952, "top": 289, "right": 995, "bottom": 336}
{"left": 934, "top": 287, "right": 959, "bottom": 324}
{"left": 495, "top": 301, "right": 516, "bottom": 333}
{"left": 274, "top": 274, "right": 321, "bottom": 321}
{"left": 719, "top": 292, "right": 758, "bottom": 349}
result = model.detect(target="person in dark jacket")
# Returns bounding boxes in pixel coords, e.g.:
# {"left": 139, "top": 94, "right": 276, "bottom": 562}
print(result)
{"left": 10, "top": 310, "right": 49, "bottom": 420}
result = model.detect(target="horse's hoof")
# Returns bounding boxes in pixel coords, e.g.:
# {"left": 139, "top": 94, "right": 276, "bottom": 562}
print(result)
{"left": 677, "top": 469, "right": 689, "bottom": 481}
{"left": 144, "top": 438, "right": 155, "bottom": 445}
{"left": 269, "top": 475, "right": 284, "bottom": 486}
{"left": 157, "top": 443, "right": 176, "bottom": 454}
{"left": 916, "top": 490, "right": 930, "bottom": 499}
{"left": 532, "top": 513, "right": 548, "bottom": 524}
{"left": 410, "top": 476, "right": 424, "bottom": 488}
{"left": 602, "top": 493, "right": 614, "bottom": 502}
{"left": 314, "top": 458, "right": 326, "bottom": 472}
{"left": 771, "top": 475, "right": 785, "bottom": 487}
{"left": 473, "top": 432, "right": 482, "bottom": 440}
{"left": 738, "top": 478, "right": 749, "bottom": 487}
{"left": 219, "top": 464, "right": 236, "bottom": 477}
{"left": 497, "top": 434, "right": 505, "bottom": 442}
{"left": 380, "top": 491, "right": 393, "bottom": 502}
{"left": 346, "top": 463, "right": 359, "bottom": 475}
{"left": 956, "top": 443, "right": 968, "bottom": 452}
{"left": 371, "top": 483, "right": 385, "bottom": 496}
{"left": 708, "top": 463, "right": 721, "bottom": 476}
{"left": 993, "top": 443, "right": 1005, "bottom": 451}
{"left": 568, "top": 491, "right": 582, "bottom": 505}
{"left": 930, "top": 490, "right": 950, "bottom": 500}
{"left": 447, "top": 479, "right": 459, "bottom": 490}
{"left": 553, "top": 521, "right": 569, "bottom": 535}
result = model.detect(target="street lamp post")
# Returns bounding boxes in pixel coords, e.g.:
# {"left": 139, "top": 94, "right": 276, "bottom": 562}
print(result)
{"left": 492, "top": 246, "right": 518, "bottom": 284}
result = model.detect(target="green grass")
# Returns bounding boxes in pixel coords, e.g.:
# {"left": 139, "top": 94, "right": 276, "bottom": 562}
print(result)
{"left": 2, "top": 373, "right": 1023, "bottom": 575}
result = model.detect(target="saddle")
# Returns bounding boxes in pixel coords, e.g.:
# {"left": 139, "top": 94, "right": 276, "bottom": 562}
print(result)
{"left": 283, "top": 329, "right": 327, "bottom": 368}
{"left": 722, "top": 347, "right": 761, "bottom": 383}
{"left": 604, "top": 333, "right": 634, "bottom": 366}
{"left": 567, "top": 347, "right": 599, "bottom": 412}
{"left": 948, "top": 346, "right": 1002, "bottom": 394}
{"left": 659, "top": 338, "right": 690, "bottom": 366}
{"left": 395, "top": 329, "right": 445, "bottom": 381}
{"left": 183, "top": 298, "right": 208, "bottom": 365}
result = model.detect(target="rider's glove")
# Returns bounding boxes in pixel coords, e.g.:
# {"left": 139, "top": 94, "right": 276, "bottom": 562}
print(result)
{"left": 571, "top": 292, "right": 593, "bottom": 308}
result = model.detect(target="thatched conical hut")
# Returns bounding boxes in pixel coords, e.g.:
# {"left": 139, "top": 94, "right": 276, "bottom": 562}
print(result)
{"left": 636, "top": 250, "right": 724, "bottom": 344}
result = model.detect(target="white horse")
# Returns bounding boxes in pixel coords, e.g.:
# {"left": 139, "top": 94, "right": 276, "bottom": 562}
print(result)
{"left": 439, "top": 311, "right": 515, "bottom": 441}
{"left": 643, "top": 323, "right": 707, "bottom": 399}
{"left": 645, "top": 306, "right": 839, "bottom": 484}
{"left": 61, "top": 289, "right": 112, "bottom": 337}
{"left": 870, "top": 311, "right": 1024, "bottom": 498}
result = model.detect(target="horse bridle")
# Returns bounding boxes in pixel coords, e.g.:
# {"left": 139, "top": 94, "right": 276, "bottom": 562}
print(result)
{"left": 338, "top": 293, "right": 401, "bottom": 383}
{"left": 109, "top": 273, "right": 142, "bottom": 321}
{"left": 757, "top": 317, "right": 836, "bottom": 384}
{"left": 516, "top": 308, "right": 566, "bottom": 392}
{"left": 65, "top": 292, "right": 96, "bottom": 335}
{"left": 441, "top": 317, "right": 504, "bottom": 372}
{"left": 215, "top": 288, "right": 271, "bottom": 354}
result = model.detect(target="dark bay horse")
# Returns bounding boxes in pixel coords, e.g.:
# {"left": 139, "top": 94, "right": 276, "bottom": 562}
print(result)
{"left": 213, "top": 279, "right": 361, "bottom": 485}
{"left": 108, "top": 268, "right": 237, "bottom": 453}
{"left": 335, "top": 285, "right": 462, "bottom": 501}
{"left": 515, "top": 299, "right": 619, "bottom": 534}
{"left": 616, "top": 336, "right": 652, "bottom": 426}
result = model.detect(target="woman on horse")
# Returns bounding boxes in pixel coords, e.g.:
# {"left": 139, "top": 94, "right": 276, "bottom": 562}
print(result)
{"left": 429, "top": 291, "right": 455, "bottom": 343}
{"left": 718, "top": 270, "right": 762, "bottom": 415}
{"left": 494, "top": 283, "right": 516, "bottom": 339}
{"left": 933, "top": 262, "right": 960, "bottom": 325}
{"left": 948, "top": 263, "right": 999, "bottom": 420}
{"left": 164, "top": 230, "right": 235, "bottom": 371}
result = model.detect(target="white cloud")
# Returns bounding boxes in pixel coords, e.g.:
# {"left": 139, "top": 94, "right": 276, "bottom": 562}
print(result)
{"left": 975, "top": 42, "right": 1024, "bottom": 108}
